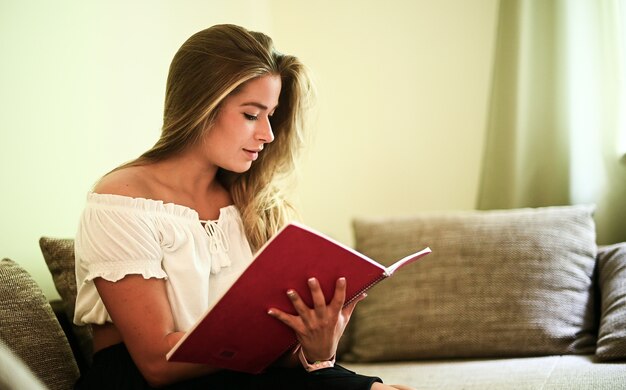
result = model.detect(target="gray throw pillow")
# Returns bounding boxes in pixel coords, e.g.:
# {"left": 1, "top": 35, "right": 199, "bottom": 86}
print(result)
{"left": 344, "top": 205, "right": 597, "bottom": 362}
{"left": 596, "top": 242, "right": 626, "bottom": 361}
{"left": 0, "top": 258, "right": 80, "bottom": 389}
{"left": 39, "top": 237, "right": 93, "bottom": 366}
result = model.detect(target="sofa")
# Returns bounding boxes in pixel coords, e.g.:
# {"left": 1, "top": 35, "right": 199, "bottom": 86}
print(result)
{"left": 1, "top": 204, "right": 625, "bottom": 389}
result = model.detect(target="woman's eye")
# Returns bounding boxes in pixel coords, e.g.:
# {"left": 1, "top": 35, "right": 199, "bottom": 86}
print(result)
{"left": 244, "top": 113, "right": 258, "bottom": 121}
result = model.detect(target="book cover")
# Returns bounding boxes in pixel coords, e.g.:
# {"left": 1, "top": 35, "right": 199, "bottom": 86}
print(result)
{"left": 166, "top": 222, "right": 431, "bottom": 373}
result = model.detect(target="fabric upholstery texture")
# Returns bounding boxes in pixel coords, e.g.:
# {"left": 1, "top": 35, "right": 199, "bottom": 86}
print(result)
{"left": 0, "top": 339, "right": 47, "bottom": 390}
{"left": 345, "top": 205, "right": 598, "bottom": 362}
{"left": 0, "top": 258, "right": 79, "bottom": 390}
{"left": 343, "top": 355, "right": 626, "bottom": 389}
{"left": 39, "top": 237, "right": 93, "bottom": 365}
{"left": 595, "top": 242, "right": 626, "bottom": 360}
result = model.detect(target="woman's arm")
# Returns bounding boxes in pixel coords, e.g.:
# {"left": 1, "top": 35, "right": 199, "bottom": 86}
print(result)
{"left": 94, "top": 275, "right": 219, "bottom": 387}
{"left": 268, "top": 277, "right": 366, "bottom": 364}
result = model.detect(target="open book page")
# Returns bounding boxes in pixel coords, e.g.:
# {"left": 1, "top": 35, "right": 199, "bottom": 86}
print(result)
{"left": 385, "top": 247, "right": 432, "bottom": 276}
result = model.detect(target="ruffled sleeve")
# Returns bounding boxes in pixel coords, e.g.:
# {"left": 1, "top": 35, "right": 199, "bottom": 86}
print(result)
{"left": 73, "top": 192, "right": 253, "bottom": 328}
{"left": 75, "top": 196, "right": 167, "bottom": 283}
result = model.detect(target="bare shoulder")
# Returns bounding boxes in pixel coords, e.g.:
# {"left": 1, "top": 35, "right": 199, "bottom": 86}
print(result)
{"left": 94, "top": 166, "right": 155, "bottom": 199}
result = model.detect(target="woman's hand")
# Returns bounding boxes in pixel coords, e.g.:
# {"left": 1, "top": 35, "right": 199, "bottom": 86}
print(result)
{"left": 267, "top": 277, "right": 366, "bottom": 362}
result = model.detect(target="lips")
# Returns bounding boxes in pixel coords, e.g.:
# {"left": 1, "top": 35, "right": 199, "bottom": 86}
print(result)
{"left": 243, "top": 148, "right": 262, "bottom": 161}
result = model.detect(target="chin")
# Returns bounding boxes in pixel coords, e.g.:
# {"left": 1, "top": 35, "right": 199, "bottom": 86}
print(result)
{"left": 227, "top": 163, "right": 253, "bottom": 174}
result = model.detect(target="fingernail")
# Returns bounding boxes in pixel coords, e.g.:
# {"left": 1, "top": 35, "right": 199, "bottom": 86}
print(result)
{"left": 308, "top": 277, "right": 316, "bottom": 285}
{"left": 267, "top": 309, "right": 274, "bottom": 315}
{"left": 287, "top": 289, "right": 296, "bottom": 297}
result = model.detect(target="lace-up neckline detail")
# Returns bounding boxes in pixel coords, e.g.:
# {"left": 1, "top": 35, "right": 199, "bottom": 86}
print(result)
{"left": 201, "top": 219, "right": 230, "bottom": 253}
{"left": 76, "top": 192, "right": 254, "bottom": 330}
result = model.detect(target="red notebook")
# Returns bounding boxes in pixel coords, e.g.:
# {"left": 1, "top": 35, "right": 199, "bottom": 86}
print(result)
{"left": 166, "top": 222, "right": 431, "bottom": 374}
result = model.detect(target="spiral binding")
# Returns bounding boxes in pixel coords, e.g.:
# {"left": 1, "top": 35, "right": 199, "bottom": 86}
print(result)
{"left": 344, "top": 274, "right": 388, "bottom": 307}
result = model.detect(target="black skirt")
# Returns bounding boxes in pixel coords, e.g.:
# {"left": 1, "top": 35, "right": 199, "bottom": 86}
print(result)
{"left": 75, "top": 343, "right": 382, "bottom": 390}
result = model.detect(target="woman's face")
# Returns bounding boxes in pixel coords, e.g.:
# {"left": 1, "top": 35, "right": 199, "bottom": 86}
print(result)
{"left": 203, "top": 74, "right": 281, "bottom": 173}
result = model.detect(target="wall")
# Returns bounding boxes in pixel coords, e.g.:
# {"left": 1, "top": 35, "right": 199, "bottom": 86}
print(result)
{"left": 0, "top": 0, "right": 498, "bottom": 300}
{"left": 270, "top": 1, "right": 499, "bottom": 242}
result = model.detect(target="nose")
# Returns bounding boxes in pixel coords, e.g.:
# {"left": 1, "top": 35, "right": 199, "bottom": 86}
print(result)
{"left": 256, "top": 117, "right": 275, "bottom": 144}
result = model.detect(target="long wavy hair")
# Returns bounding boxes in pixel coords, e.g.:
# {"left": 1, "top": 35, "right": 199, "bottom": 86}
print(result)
{"left": 114, "top": 24, "right": 313, "bottom": 251}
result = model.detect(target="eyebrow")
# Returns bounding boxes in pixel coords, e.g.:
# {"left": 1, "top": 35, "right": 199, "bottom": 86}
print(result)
{"left": 240, "top": 102, "right": 279, "bottom": 111}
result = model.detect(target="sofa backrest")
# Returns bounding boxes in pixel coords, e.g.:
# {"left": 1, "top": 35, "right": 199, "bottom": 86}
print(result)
{"left": 343, "top": 205, "right": 602, "bottom": 362}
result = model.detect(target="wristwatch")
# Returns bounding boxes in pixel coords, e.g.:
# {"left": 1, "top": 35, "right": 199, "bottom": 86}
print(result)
{"left": 298, "top": 347, "right": 335, "bottom": 372}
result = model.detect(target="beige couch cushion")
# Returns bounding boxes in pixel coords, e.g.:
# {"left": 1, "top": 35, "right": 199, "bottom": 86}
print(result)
{"left": 0, "top": 258, "right": 79, "bottom": 390}
{"left": 345, "top": 205, "right": 597, "bottom": 362}
{"left": 343, "top": 355, "right": 626, "bottom": 389}
{"left": 39, "top": 237, "right": 93, "bottom": 365}
{"left": 596, "top": 242, "right": 626, "bottom": 360}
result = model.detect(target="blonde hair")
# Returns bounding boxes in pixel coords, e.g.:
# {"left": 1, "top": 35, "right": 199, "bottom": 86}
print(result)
{"left": 116, "top": 24, "right": 313, "bottom": 251}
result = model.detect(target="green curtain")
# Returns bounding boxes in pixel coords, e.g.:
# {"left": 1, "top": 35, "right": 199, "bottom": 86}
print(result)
{"left": 478, "top": 0, "right": 626, "bottom": 244}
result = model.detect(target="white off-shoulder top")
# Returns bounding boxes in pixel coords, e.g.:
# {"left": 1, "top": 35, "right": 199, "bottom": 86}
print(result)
{"left": 73, "top": 192, "right": 254, "bottom": 331}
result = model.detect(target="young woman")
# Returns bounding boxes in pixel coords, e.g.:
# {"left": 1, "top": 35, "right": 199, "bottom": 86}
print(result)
{"left": 73, "top": 24, "right": 414, "bottom": 390}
